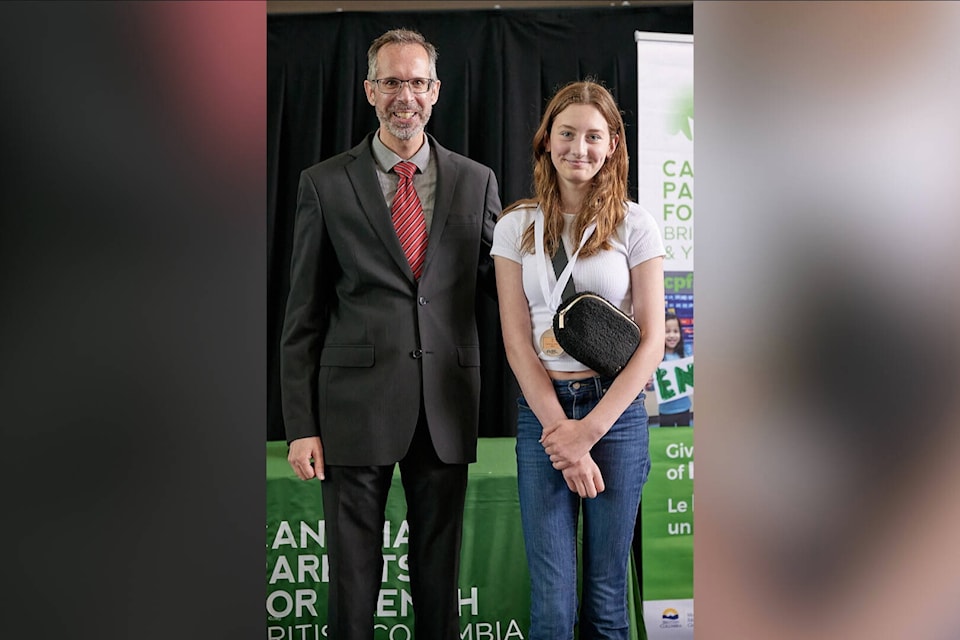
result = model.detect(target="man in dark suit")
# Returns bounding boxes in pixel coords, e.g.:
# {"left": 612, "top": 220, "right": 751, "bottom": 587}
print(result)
{"left": 280, "top": 28, "right": 500, "bottom": 640}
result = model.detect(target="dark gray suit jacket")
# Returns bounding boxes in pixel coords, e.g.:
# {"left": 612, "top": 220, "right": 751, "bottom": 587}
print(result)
{"left": 280, "top": 133, "right": 501, "bottom": 465}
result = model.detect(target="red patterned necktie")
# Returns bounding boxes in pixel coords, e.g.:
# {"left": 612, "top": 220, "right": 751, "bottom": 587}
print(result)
{"left": 391, "top": 161, "right": 428, "bottom": 280}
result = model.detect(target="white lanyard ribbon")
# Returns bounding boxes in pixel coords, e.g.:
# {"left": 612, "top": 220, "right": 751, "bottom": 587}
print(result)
{"left": 534, "top": 206, "right": 596, "bottom": 312}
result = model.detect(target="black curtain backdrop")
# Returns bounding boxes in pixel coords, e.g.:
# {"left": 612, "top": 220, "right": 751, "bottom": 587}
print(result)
{"left": 267, "top": 5, "right": 693, "bottom": 441}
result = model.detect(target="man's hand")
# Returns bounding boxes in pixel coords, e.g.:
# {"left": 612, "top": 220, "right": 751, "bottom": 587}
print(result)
{"left": 288, "top": 436, "right": 325, "bottom": 481}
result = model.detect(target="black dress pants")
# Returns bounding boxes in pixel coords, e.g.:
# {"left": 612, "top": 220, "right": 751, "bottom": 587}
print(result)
{"left": 321, "top": 415, "right": 468, "bottom": 640}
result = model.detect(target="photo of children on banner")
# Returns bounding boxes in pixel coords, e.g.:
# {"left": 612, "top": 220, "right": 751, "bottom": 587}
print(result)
{"left": 646, "top": 310, "right": 694, "bottom": 427}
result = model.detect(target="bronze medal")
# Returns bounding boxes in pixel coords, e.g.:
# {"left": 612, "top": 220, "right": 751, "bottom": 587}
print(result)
{"left": 540, "top": 328, "right": 564, "bottom": 357}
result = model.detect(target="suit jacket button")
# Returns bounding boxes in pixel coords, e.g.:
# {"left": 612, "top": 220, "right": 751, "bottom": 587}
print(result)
{"left": 411, "top": 349, "right": 423, "bottom": 359}
{"left": 418, "top": 296, "right": 428, "bottom": 305}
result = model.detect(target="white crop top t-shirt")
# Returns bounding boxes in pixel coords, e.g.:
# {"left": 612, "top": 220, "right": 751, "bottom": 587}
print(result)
{"left": 490, "top": 202, "right": 665, "bottom": 372}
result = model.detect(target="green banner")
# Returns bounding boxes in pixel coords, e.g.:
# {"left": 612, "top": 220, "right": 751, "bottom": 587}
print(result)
{"left": 267, "top": 439, "right": 530, "bottom": 638}
{"left": 267, "top": 438, "right": 647, "bottom": 638}
{"left": 641, "top": 427, "right": 694, "bottom": 637}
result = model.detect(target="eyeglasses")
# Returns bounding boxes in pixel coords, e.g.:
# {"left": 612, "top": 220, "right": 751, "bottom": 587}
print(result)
{"left": 372, "top": 77, "right": 435, "bottom": 94}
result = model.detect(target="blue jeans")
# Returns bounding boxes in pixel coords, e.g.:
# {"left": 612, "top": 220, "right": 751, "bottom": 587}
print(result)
{"left": 516, "top": 375, "right": 651, "bottom": 640}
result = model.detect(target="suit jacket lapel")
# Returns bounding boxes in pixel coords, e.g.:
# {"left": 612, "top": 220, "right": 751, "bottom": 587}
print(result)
{"left": 425, "top": 136, "right": 459, "bottom": 276}
{"left": 345, "top": 135, "right": 413, "bottom": 279}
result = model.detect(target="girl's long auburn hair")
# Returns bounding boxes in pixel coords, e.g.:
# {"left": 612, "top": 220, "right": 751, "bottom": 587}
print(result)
{"left": 501, "top": 79, "right": 629, "bottom": 258}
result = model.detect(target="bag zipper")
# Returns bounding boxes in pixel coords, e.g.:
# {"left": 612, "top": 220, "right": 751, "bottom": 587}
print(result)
{"left": 557, "top": 294, "right": 638, "bottom": 330}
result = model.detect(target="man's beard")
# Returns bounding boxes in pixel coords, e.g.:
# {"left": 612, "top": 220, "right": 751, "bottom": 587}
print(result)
{"left": 377, "top": 103, "right": 431, "bottom": 141}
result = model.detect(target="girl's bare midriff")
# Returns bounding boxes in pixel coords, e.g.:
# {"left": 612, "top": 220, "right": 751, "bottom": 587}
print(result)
{"left": 547, "top": 368, "right": 600, "bottom": 381}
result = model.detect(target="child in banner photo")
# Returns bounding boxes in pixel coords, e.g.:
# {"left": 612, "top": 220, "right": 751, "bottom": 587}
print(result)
{"left": 657, "top": 310, "right": 693, "bottom": 427}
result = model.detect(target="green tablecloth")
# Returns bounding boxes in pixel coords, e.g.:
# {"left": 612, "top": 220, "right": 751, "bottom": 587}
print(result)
{"left": 267, "top": 437, "right": 645, "bottom": 638}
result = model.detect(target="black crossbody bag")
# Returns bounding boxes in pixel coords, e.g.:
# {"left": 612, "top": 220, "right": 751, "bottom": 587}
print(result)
{"left": 550, "top": 246, "right": 641, "bottom": 378}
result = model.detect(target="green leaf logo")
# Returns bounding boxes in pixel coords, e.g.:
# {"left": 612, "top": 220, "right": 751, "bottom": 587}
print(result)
{"left": 668, "top": 87, "right": 694, "bottom": 142}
